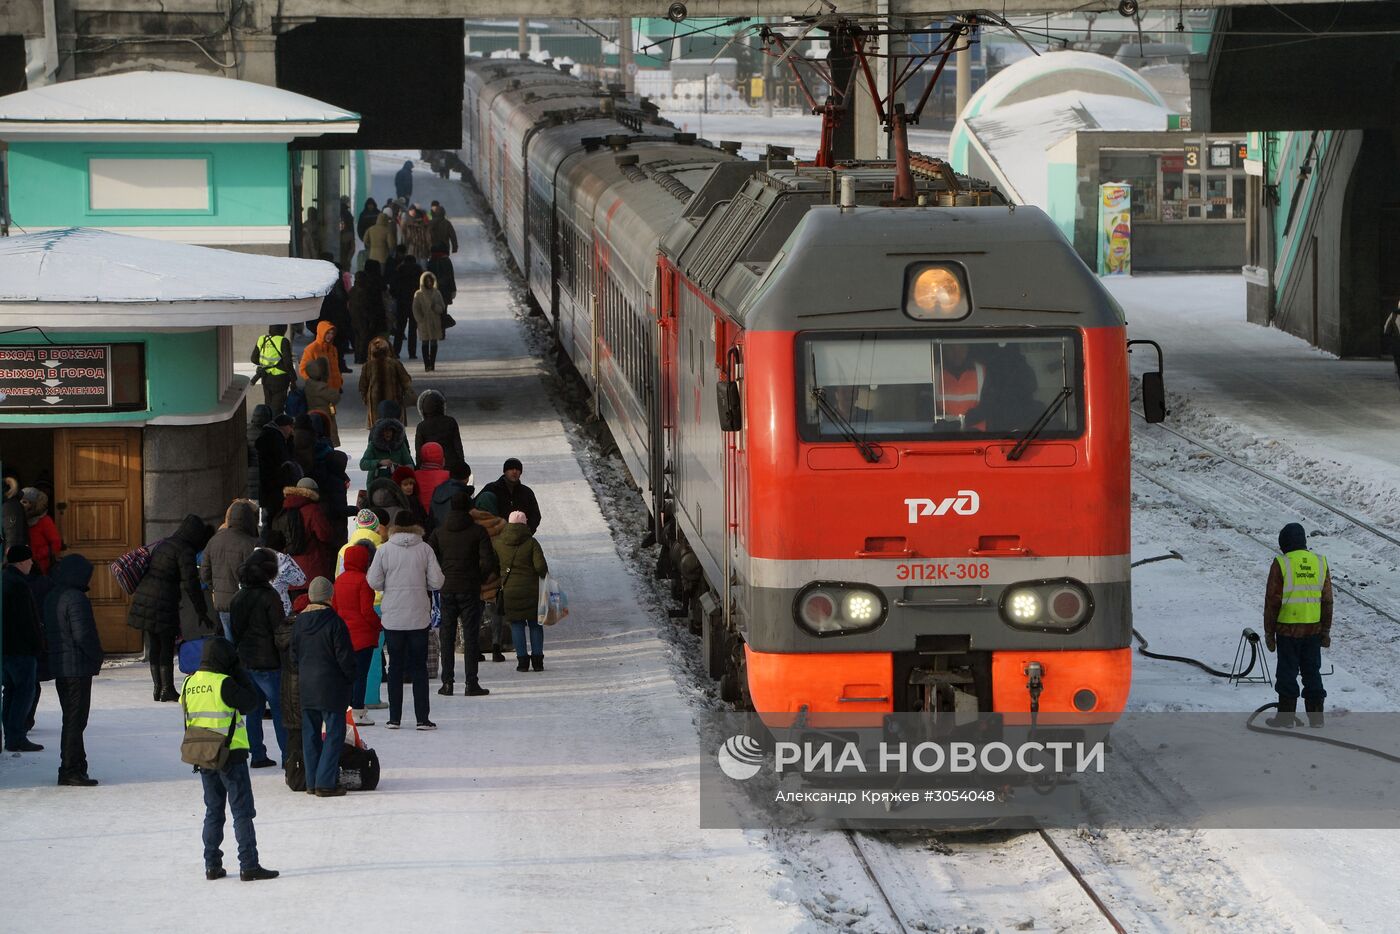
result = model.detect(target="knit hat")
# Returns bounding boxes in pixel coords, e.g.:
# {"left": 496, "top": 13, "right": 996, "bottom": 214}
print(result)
{"left": 450, "top": 492, "right": 473, "bottom": 512}
{"left": 508, "top": 510, "right": 528, "bottom": 525}
{"left": 296, "top": 477, "right": 319, "bottom": 491}
{"left": 503, "top": 457, "right": 523, "bottom": 473}
{"left": 307, "top": 576, "right": 334, "bottom": 604}
{"left": 1279, "top": 522, "right": 1307, "bottom": 553}
{"left": 392, "top": 466, "right": 416, "bottom": 484}
{"left": 5, "top": 544, "right": 32, "bottom": 564}
{"left": 355, "top": 508, "right": 380, "bottom": 530}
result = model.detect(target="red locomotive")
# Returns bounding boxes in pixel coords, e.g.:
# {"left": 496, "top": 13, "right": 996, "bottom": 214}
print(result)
{"left": 462, "top": 51, "right": 1160, "bottom": 719}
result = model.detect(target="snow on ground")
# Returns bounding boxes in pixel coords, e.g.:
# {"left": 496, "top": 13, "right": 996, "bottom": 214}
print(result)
{"left": 0, "top": 155, "right": 806, "bottom": 933}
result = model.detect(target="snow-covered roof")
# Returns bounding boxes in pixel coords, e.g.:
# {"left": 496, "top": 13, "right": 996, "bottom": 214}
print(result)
{"left": 0, "top": 227, "right": 336, "bottom": 327}
{"left": 961, "top": 50, "right": 1165, "bottom": 121}
{"left": 965, "top": 90, "right": 1168, "bottom": 205}
{"left": 0, "top": 71, "right": 360, "bottom": 142}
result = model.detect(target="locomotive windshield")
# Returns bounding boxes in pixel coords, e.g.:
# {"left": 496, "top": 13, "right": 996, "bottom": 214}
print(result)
{"left": 798, "top": 330, "right": 1084, "bottom": 442}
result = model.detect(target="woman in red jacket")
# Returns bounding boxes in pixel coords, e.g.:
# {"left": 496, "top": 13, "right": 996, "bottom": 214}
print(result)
{"left": 22, "top": 487, "right": 62, "bottom": 575}
{"left": 333, "top": 542, "right": 381, "bottom": 726}
{"left": 279, "top": 478, "right": 337, "bottom": 584}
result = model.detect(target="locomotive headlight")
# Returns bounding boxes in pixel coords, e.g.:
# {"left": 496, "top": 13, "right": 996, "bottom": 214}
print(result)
{"left": 795, "top": 583, "right": 887, "bottom": 636}
{"left": 904, "top": 262, "right": 970, "bottom": 321}
{"left": 999, "top": 579, "right": 1095, "bottom": 631}
{"left": 1005, "top": 588, "right": 1042, "bottom": 623}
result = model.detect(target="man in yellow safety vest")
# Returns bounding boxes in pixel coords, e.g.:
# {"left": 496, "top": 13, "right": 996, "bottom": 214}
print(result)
{"left": 182, "top": 638, "right": 279, "bottom": 881}
{"left": 1264, "top": 522, "right": 1333, "bottom": 727}
{"left": 249, "top": 325, "right": 295, "bottom": 414}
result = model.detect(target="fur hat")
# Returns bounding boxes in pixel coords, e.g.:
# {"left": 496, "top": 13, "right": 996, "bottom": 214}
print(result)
{"left": 508, "top": 510, "right": 528, "bottom": 525}
{"left": 307, "top": 576, "right": 334, "bottom": 605}
{"left": 392, "top": 466, "right": 416, "bottom": 485}
{"left": 355, "top": 509, "right": 380, "bottom": 530}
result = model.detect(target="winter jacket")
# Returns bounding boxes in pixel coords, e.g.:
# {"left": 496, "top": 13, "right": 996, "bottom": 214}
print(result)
{"left": 27, "top": 513, "right": 62, "bottom": 575}
{"left": 481, "top": 476, "right": 542, "bottom": 532}
{"left": 491, "top": 523, "right": 547, "bottom": 621}
{"left": 366, "top": 526, "right": 444, "bottom": 631}
{"left": 128, "top": 514, "right": 212, "bottom": 635}
{"left": 246, "top": 405, "right": 274, "bottom": 501}
{"left": 314, "top": 448, "right": 355, "bottom": 549}
{"left": 303, "top": 358, "right": 342, "bottom": 446}
{"left": 2, "top": 563, "right": 44, "bottom": 656}
{"left": 333, "top": 543, "right": 381, "bottom": 651}
{"left": 2, "top": 477, "right": 25, "bottom": 562}
{"left": 395, "top": 162, "right": 414, "bottom": 200}
{"left": 360, "top": 417, "right": 413, "bottom": 482}
{"left": 428, "top": 212, "right": 458, "bottom": 253}
{"left": 412, "top": 287, "right": 447, "bottom": 341}
{"left": 337, "top": 526, "right": 384, "bottom": 577}
{"left": 274, "top": 622, "right": 301, "bottom": 728}
{"left": 427, "top": 252, "right": 456, "bottom": 305}
{"left": 41, "top": 555, "right": 102, "bottom": 679}
{"left": 200, "top": 501, "right": 259, "bottom": 613}
{"left": 394, "top": 256, "right": 423, "bottom": 320}
{"left": 357, "top": 202, "right": 379, "bottom": 243}
{"left": 403, "top": 214, "right": 432, "bottom": 262}
{"left": 414, "top": 390, "right": 465, "bottom": 471}
{"left": 281, "top": 485, "right": 337, "bottom": 583}
{"left": 230, "top": 555, "right": 286, "bottom": 671}
{"left": 366, "top": 476, "right": 412, "bottom": 520}
{"left": 414, "top": 442, "right": 451, "bottom": 513}
{"left": 298, "top": 321, "right": 343, "bottom": 391}
{"left": 359, "top": 337, "right": 414, "bottom": 429}
{"left": 270, "top": 550, "right": 306, "bottom": 616}
{"left": 364, "top": 213, "right": 397, "bottom": 266}
{"left": 429, "top": 479, "right": 470, "bottom": 528}
{"left": 292, "top": 604, "right": 356, "bottom": 711}
{"left": 255, "top": 424, "right": 292, "bottom": 516}
{"left": 349, "top": 276, "right": 387, "bottom": 343}
{"left": 428, "top": 507, "right": 498, "bottom": 595}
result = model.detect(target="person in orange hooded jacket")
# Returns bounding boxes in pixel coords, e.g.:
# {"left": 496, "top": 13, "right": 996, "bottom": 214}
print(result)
{"left": 298, "top": 321, "right": 343, "bottom": 392}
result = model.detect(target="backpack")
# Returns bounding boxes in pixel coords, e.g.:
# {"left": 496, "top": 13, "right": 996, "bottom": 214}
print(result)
{"left": 284, "top": 385, "right": 309, "bottom": 418}
{"left": 110, "top": 539, "right": 164, "bottom": 596}
{"left": 272, "top": 507, "right": 308, "bottom": 556}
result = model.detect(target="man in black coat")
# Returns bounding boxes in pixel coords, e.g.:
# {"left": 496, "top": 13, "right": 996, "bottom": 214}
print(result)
{"left": 2, "top": 545, "right": 45, "bottom": 752}
{"left": 481, "top": 458, "right": 542, "bottom": 532}
{"left": 42, "top": 554, "right": 103, "bottom": 785}
{"left": 429, "top": 464, "right": 472, "bottom": 529}
{"left": 291, "top": 577, "right": 355, "bottom": 797}
{"left": 128, "top": 514, "right": 215, "bottom": 702}
{"left": 394, "top": 160, "right": 414, "bottom": 201}
{"left": 230, "top": 553, "right": 288, "bottom": 769}
{"left": 428, "top": 493, "right": 500, "bottom": 692}
{"left": 256, "top": 414, "right": 294, "bottom": 526}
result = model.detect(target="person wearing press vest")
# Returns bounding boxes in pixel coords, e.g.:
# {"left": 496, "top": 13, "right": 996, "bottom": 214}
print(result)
{"left": 1264, "top": 522, "right": 1334, "bottom": 728}
{"left": 181, "top": 638, "right": 278, "bottom": 881}
{"left": 251, "top": 325, "right": 295, "bottom": 414}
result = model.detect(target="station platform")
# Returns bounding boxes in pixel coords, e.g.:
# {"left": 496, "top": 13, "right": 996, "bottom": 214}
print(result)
{"left": 0, "top": 155, "right": 803, "bottom": 931}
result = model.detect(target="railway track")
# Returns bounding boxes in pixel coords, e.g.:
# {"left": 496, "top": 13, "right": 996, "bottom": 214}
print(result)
{"left": 846, "top": 828, "right": 1130, "bottom": 932}
{"left": 1132, "top": 414, "right": 1400, "bottom": 627}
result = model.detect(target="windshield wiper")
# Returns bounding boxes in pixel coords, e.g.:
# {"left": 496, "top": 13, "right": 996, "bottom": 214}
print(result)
{"left": 811, "top": 387, "right": 882, "bottom": 463}
{"left": 1007, "top": 387, "right": 1072, "bottom": 461}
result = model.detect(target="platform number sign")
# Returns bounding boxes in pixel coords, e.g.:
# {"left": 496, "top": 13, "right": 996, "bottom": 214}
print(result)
{"left": 1183, "top": 143, "right": 1201, "bottom": 170}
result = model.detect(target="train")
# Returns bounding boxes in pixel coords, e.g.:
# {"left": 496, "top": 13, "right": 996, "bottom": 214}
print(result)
{"left": 461, "top": 56, "right": 1157, "bottom": 719}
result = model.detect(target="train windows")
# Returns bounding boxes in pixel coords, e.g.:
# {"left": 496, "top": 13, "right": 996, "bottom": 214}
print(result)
{"left": 797, "top": 330, "right": 1083, "bottom": 442}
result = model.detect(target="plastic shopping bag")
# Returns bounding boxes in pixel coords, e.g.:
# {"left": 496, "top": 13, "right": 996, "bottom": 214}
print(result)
{"left": 537, "top": 575, "right": 570, "bottom": 626}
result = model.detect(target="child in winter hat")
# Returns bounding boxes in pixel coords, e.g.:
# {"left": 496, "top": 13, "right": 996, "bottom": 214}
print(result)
{"left": 354, "top": 509, "right": 380, "bottom": 534}
{"left": 508, "top": 511, "right": 528, "bottom": 525}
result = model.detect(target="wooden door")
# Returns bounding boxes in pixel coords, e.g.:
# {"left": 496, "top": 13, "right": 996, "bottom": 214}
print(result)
{"left": 54, "top": 428, "right": 143, "bottom": 653}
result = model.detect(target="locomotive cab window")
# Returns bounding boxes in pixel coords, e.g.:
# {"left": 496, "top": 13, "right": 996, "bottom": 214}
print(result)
{"left": 798, "top": 330, "right": 1083, "bottom": 442}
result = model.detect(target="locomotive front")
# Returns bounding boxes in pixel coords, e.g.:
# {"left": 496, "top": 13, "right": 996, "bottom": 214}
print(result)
{"left": 732, "top": 203, "right": 1136, "bottom": 718}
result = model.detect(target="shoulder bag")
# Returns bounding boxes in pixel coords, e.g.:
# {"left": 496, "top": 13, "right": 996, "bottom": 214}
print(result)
{"left": 179, "top": 687, "right": 238, "bottom": 771}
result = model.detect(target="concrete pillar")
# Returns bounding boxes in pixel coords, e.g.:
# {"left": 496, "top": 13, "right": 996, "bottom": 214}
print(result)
{"left": 317, "top": 151, "right": 340, "bottom": 260}
{"left": 955, "top": 39, "right": 971, "bottom": 121}
{"left": 619, "top": 15, "right": 634, "bottom": 94}
{"left": 517, "top": 17, "right": 528, "bottom": 58}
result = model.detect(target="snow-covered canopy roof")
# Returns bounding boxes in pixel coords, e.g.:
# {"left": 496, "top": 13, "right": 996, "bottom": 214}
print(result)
{"left": 965, "top": 90, "right": 1168, "bottom": 204}
{"left": 0, "top": 228, "right": 336, "bottom": 328}
{"left": 0, "top": 71, "right": 360, "bottom": 142}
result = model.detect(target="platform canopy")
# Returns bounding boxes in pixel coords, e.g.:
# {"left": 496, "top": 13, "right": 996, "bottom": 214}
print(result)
{"left": 0, "top": 227, "right": 337, "bottom": 328}
{"left": 0, "top": 70, "right": 360, "bottom": 142}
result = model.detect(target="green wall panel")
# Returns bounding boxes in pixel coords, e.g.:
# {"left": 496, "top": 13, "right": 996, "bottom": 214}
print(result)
{"left": 7, "top": 141, "right": 289, "bottom": 228}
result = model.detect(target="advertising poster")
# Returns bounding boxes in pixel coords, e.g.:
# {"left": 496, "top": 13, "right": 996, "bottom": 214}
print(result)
{"left": 1098, "top": 183, "right": 1132, "bottom": 276}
